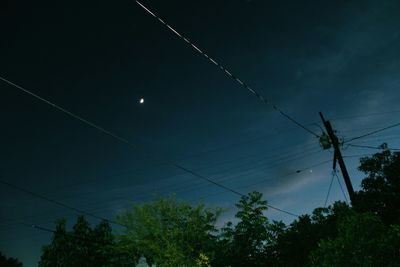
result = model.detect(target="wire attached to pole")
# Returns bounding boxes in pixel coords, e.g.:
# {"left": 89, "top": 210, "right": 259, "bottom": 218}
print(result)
{"left": 1, "top": 76, "right": 299, "bottom": 218}
{"left": 133, "top": 0, "right": 320, "bottom": 138}
{"left": 324, "top": 171, "right": 335, "bottom": 208}
{"left": 0, "top": 178, "right": 125, "bottom": 227}
{"left": 333, "top": 171, "right": 349, "bottom": 203}
{"left": 345, "top": 122, "right": 400, "bottom": 143}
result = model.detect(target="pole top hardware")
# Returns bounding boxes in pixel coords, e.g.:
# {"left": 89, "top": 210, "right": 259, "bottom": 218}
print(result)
{"left": 319, "top": 132, "right": 332, "bottom": 150}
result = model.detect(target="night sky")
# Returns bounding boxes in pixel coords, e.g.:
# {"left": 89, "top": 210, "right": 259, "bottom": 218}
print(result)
{"left": 1, "top": 0, "right": 400, "bottom": 266}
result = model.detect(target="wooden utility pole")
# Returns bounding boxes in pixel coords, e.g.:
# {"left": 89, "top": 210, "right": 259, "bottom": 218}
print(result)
{"left": 319, "top": 112, "right": 355, "bottom": 204}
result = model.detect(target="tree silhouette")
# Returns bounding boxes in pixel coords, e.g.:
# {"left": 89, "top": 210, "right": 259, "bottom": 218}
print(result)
{"left": 38, "top": 216, "right": 136, "bottom": 267}
{"left": 354, "top": 144, "right": 400, "bottom": 224}
{"left": 310, "top": 211, "right": 400, "bottom": 266}
{"left": 271, "top": 202, "right": 351, "bottom": 266}
{"left": 214, "top": 191, "right": 273, "bottom": 267}
{"left": 0, "top": 252, "right": 23, "bottom": 267}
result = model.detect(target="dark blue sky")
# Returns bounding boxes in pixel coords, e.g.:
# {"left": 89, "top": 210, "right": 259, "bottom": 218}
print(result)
{"left": 1, "top": 0, "right": 400, "bottom": 265}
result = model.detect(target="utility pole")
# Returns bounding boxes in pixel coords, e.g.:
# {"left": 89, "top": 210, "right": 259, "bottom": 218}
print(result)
{"left": 319, "top": 112, "right": 355, "bottom": 204}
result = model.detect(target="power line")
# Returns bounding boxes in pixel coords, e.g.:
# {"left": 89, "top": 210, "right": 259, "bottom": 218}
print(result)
{"left": 324, "top": 171, "right": 335, "bottom": 208}
{"left": 13, "top": 130, "right": 318, "bottom": 198}
{"left": 188, "top": 146, "right": 322, "bottom": 177}
{"left": 1, "top": 149, "right": 319, "bottom": 226}
{"left": 5, "top": 219, "right": 134, "bottom": 251}
{"left": 50, "top": 148, "right": 323, "bottom": 214}
{"left": 0, "top": 167, "right": 297, "bottom": 228}
{"left": 176, "top": 126, "right": 313, "bottom": 161}
{"left": 1, "top": 150, "right": 330, "bottom": 227}
{"left": 0, "top": 76, "right": 135, "bottom": 148}
{"left": 343, "top": 136, "right": 399, "bottom": 148}
{"left": 333, "top": 171, "right": 348, "bottom": 203}
{"left": 0, "top": 146, "right": 320, "bottom": 226}
{"left": 0, "top": 77, "right": 297, "bottom": 218}
{"left": 63, "top": 145, "right": 322, "bottom": 210}
{"left": 210, "top": 159, "right": 333, "bottom": 196}
{"left": 131, "top": 0, "right": 319, "bottom": 138}
{"left": 358, "top": 136, "right": 399, "bottom": 144}
{"left": 0, "top": 207, "right": 81, "bottom": 228}
{"left": 343, "top": 153, "right": 375, "bottom": 158}
{"left": 195, "top": 160, "right": 332, "bottom": 214}
{"left": 141, "top": 157, "right": 329, "bottom": 213}
{"left": 58, "top": 125, "right": 319, "bottom": 193}
{"left": 331, "top": 109, "right": 400, "bottom": 121}
{"left": 67, "top": 159, "right": 333, "bottom": 219}
{"left": 347, "top": 144, "right": 400, "bottom": 151}
{"left": 339, "top": 125, "right": 396, "bottom": 134}
{"left": 17, "top": 222, "right": 114, "bottom": 245}
{"left": 0, "top": 178, "right": 124, "bottom": 227}
{"left": 345, "top": 121, "right": 400, "bottom": 143}
{"left": 1, "top": 156, "right": 334, "bottom": 228}
{"left": 34, "top": 141, "right": 318, "bottom": 201}
{"left": 172, "top": 164, "right": 298, "bottom": 217}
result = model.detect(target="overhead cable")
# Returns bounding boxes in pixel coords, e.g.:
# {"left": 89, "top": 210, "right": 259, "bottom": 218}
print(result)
{"left": 324, "top": 171, "right": 335, "bottom": 208}
{"left": 345, "top": 121, "right": 400, "bottom": 143}
{"left": 347, "top": 144, "right": 400, "bottom": 151}
{"left": 0, "top": 76, "right": 134, "bottom": 148}
{"left": 18, "top": 222, "right": 113, "bottom": 245}
{"left": 0, "top": 77, "right": 298, "bottom": 217}
{"left": 0, "top": 178, "right": 124, "bottom": 227}
{"left": 331, "top": 109, "right": 400, "bottom": 121}
{"left": 132, "top": 0, "right": 319, "bottom": 138}
{"left": 1, "top": 158, "right": 333, "bottom": 226}
{"left": 333, "top": 171, "right": 348, "bottom": 203}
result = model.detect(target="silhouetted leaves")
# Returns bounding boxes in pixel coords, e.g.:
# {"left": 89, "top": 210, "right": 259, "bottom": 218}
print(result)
{"left": 310, "top": 211, "right": 400, "bottom": 266}
{"left": 0, "top": 252, "right": 23, "bottom": 267}
{"left": 214, "top": 191, "right": 273, "bottom": 267}
{"left": 38, "top": 216, "right": 137, "bottom": 267}
{"left": 354, "top": 144, "right": 400, "bottom": 224}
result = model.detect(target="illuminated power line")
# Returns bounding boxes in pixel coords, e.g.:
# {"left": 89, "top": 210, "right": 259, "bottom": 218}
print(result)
{"left": 0, "top": 77, "right": 134, "bottom": 148}
{"left": 0, "top": 145, "right": 324, "bottom": 227}
{"left": 0, "top": 156, "right": 335, "bottom": 228}
{"left": 342, "top": 153, "right": 376, "bottom": 158}
{"left": 324, "top": 171, "right": 335, "bottom": 208}
{"left": 333, "top": 171, "right": 348, "bottom": 203}
{"left": 356, "top": 135, "right": 398, "bottom": 144}
{"left": 27, "top": 159, "right": 334, "bottom": 225}
{"left": 347, "top": 144, "right": 400, "bottom": 151}
{"left": 1, "top": 155, "right": 329, "bottom": 226}
{"left": 12, "top": 130, "right": 318, "bottom": 197}
{"left": 201, "top": 159, "right": 333, "bottom": 198}
{"left": 331, "top": 109, "right": 400, "bottom": 121}
{"left": 0, "top": 178, "right": 124, "bottom": 227}
{"left": 17, "top": 222, "right": 114, "bottom": 245}
{"left": 131, "top": 0, "right": 319, "bottom": 138}
{"left": 0, "top": 76, "right": 298, "bottom": 217}
{"left": 66, "top": 148, "right": 322, "bottom": 208}
{"left": 46, "top": 144, "right": 321, "bottom": 209}
{"left": 345, "top": 121, "right": 400, "bottom": 143}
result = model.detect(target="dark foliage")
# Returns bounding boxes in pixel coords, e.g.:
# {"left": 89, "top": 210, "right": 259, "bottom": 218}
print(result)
{"left": 214, "top": 191, "right": 272, "bottom": 267}
{"left": 38, "top": 216, "right": 137, "bottom": 267}
{"left": 354, "top": 144, "right": 400, "bottom": 225}
{"left": 213, "top": 146, "right": 400, "bottom": 267}
{"left": 310, "top": 211, "right": 400, "bottom": 266}
{"left": 0, "top": 252, "right": 23, "bottom": 267}
{"left": 273, "top": 202, "right": 351, "bottom": 266}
